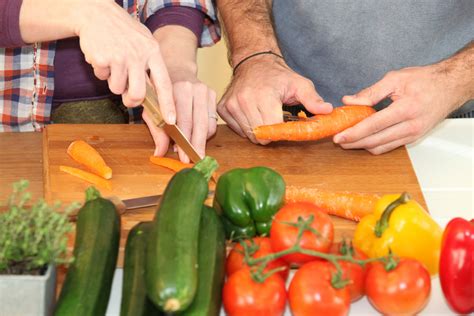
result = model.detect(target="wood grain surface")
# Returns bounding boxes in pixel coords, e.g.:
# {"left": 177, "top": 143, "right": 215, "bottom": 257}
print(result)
{"left": 42, "top": 124, "right": 426, "bottom": 267}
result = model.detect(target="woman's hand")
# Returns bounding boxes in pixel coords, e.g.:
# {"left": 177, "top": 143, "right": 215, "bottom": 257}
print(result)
{"left": 148, "top": 25, "right": 217, "bottom": 163}
{"left": 20, "top": 0, "right": 176, "bottom": 124}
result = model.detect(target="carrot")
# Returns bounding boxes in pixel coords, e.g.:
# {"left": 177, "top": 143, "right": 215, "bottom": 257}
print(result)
{"left": 67, "top": 140, "right": 112, "bottom": 179}
{"left": 285, "top": 186, "right": 380, "bottom": 221}
{"left": 149, "top": 156, "right": 193, "bottom": 172}
{"left": 60, "top": 165, "right": 112, "bottom": 190}
{"left": 297, "top": 111, "right": 308, "bottom": 119}
{"left": 254, "top": 105, "right": 375, "bottom": 141}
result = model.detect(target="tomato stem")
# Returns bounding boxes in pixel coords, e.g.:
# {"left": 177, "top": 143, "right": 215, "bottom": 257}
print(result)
{"left": 242, "top": 215, "right": 392, "bottom": 286}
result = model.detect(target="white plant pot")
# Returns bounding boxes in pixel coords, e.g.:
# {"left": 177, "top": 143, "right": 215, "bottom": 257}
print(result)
{"left": 0, "top": 265, "right": 57, "bottom": 316}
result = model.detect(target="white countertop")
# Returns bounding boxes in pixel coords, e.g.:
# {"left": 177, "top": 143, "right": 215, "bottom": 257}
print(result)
{"left": 106, "top": 118, "right": 474, "bottom": 316}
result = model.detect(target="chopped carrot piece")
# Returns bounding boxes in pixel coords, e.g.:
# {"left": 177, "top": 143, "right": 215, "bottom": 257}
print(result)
{"left": 60, "top": 165, "right": 112, "bottom": 190}
{"left": 285, "top": 186, "right": 380, "bottom": 221}
{"left": 149, "top": 156, "right": 193, "bottom": 173}
{"left": 67, "top": 140, "right": 112, "bottom": 179}
{"left": 254, "top": 105, "right": 375, "bottom": 141}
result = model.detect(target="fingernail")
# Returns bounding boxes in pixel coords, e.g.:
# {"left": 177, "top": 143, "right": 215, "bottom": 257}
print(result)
{"left": 154, "top": 148, "right": 159, "bottom": 156}
{"left": 167, "top": 112, "right": 176, "bottom": 124}
{"left": 334, "top": 134, "right": 346, "bottom": 144}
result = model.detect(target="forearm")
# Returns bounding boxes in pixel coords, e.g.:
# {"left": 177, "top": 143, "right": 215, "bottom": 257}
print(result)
{"left": 216, "top": 0, "right": 281, "bottom": 66}
{"left": 153, "top": 25, "right": 198, "bottom": 82}
{"left": 437, "top": 41, "right": 474, "bottom": 105}
{"left": 19, "top": 0, "right": 107, "bottom": 43}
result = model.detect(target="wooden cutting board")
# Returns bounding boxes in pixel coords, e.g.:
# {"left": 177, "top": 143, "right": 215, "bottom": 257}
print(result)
{"left": 43, "top": 124, "right": 426, "bottom": 267}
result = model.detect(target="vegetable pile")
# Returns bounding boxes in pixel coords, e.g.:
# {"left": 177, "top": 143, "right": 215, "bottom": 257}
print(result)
{"left": 53, "top": 157, "right": 470, "bottom": 316}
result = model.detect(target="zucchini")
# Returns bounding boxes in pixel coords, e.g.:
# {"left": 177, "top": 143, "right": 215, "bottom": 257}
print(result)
{"left": 146, "top": 157, "right": 218, "bottom": 312}
{"left": 55, "top": 187, "right": 120, "bottom": 316}
{"left": 120, "top": 222, "right": 162, "bottom": 316}
{"left": 179, "top": 206, "right": 226, "bottom": 316}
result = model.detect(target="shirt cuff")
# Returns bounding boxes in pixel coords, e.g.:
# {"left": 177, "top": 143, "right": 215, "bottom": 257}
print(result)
{"left": 145, "top": 7, "right": 205, "bottom": 43}
{"left": 0, "top": 0, "right": 26, "bottom": 48}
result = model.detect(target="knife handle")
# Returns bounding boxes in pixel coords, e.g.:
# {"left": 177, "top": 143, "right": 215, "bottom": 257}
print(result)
{"left": 142, "top": 82, "right": 166, "bottom": 128}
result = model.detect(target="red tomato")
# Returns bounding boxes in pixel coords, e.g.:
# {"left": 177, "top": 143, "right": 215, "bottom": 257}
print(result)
{"left": 330, "top": 242, "right": 368, "bottom": 302}
{"left": 289, "top": 261, "right": 350, "bottom": 316}
{"left": 226, "top": 237, "right": 290, "bottom": 280}
{"left": 365, "top": 258, "right": 431, "bottom": 315}
{"left": 223, "top": 268, "right": 287, "bottom": 316}
{"left": 270, "top": 202, "right": 334, "bottom": 265}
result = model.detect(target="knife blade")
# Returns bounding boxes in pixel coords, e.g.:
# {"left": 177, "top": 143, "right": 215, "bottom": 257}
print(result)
{"left": 119, "top": 190, "right": 215, "bottom": 210}
{"left": 142, "top": 82, "right": 203, "bottom": 163}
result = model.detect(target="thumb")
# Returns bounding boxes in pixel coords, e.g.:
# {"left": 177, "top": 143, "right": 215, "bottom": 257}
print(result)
{"left": 295, "top": 80, "right": 333, "bottom": 114}
{"left": 343, "top": 75, "right": 395, "bottom": 106}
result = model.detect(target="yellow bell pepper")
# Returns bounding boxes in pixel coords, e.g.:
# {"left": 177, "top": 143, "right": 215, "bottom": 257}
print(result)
{"left": 353, "top": 192, "right": 442, "bottom": 275}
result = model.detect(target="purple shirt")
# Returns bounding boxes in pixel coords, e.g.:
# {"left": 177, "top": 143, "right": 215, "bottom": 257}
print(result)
{"left": 0, "top": 0, "right": 204, "bottom": 103}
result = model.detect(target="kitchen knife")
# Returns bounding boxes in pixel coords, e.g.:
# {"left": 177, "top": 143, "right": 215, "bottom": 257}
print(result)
{"left": 283, "top": 110, "right": 310, "bottom": 122}
{"left": 142, "top": 82, "right": 203, "bottom": 163}
{"left": 111, "top": 191, "right": 215, "bottom": 212}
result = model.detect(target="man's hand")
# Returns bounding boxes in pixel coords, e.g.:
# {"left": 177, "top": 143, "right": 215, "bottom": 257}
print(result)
{"left": 218, "top": 56, "right": 332, "bottom": 144}
{"left": 334, "top": 63, "right": 471, "bottom": 154}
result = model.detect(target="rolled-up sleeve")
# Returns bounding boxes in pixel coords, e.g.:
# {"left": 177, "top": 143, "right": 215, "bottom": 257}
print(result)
{"left": 0, "top": 0, "right": 26, "bottom": 48}
{"left": 143, "top": 0, "right": 220, "bottom": 47}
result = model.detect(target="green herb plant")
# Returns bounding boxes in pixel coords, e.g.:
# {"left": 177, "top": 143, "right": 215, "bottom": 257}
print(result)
{"left": 0, "top": 180, "right": 77, "bottom": 275}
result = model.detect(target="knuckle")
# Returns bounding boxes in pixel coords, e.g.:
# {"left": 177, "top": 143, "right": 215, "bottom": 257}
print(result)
{"left": 408, "top": 120, "right": 423, "bottom": 136}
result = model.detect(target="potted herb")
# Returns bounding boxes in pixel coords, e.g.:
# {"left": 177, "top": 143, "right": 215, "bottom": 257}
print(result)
{"left": 0, "top": 181, "right": 75, "bottom": 316}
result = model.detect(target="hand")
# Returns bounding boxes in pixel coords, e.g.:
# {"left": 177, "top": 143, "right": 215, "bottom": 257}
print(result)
{"left": 218, "top": 56, "right": 333, "bottom": 144}
{"left": 76, "top": 0, "right": 175, "bottom": 123}
{"left": 334, "top": 64, "right": 466, "bottom": 154}
{"left": 144, "top": 67, "right": 217, "bottom": 163}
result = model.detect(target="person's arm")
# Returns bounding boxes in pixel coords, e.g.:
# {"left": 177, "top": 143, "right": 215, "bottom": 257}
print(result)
{"left": 216, "top": 0, "right": 332, "bottom": 144}
{"left": 140, "top": 7, "right": 217, "bottom": 162}
{"left": 334, "top": 41, "right": 474, "bottom": 155}
{"left": 17, "top": 0, "right": 176, "bottom": 123}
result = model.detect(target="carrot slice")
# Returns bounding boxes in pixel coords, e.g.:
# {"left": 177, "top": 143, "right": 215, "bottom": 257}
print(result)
{"left": 67, "top": 140, "right": 112, "bottom": 179}
{"left": 60, "top": 165, "right": 112, "bottom": 190}
{"left": 297, "top": 111, "right": 308, "bottom": 119}
{"left": 254, "top": 105, "right": 375, "bottom": 141}
{"left": 285, "top": 186, "right": 380, "bottom": 221}
{"left": 149, "top": 156, "right": 193, "bottom": 173}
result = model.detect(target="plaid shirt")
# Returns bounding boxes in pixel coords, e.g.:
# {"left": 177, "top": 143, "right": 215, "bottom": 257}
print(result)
{"left": 0, "top": 0, "right": 220, "bottom": 132}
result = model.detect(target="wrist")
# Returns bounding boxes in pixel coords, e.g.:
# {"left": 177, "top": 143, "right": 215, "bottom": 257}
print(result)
{"left": 233, "top": 52, "right": 289, "bottom": 76}
{"left": 435, "top": 59, "right": 474, "bottom": 109}
{"left": 166, "top": 62, "right": 198, "bottom": 83}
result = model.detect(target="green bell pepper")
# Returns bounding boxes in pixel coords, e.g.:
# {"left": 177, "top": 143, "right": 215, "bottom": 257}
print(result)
{"left": 214, "top": 167, "right": 285, "bottom": 239}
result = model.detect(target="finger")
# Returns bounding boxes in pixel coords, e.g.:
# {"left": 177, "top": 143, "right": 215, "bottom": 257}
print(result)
{"left": 93, "top": 66, "right": 111, "bottom": 81}
{"left": 226, "top": 98, "right": 258, "bottom": 143}
{"left": 207, "top": 89, "right": 218, "bottom": 139}
{"left": 217, "top": 99, "right": 246, "bottom": 138}
{"left": 334, "top": 100, "right": 408, "bottom": 144}
{"left": 107, "top": 62, "right": 128, "bottom": 95}
{"left": 148, "top": 53, "right": 176, "bottom": 124}
{"left": 295, "top": 79, "right": 332, "bottom": 114}
{"left": 367, "top": 135, "right": 415, "bottom": 155}
{"left": 143, "top": 110, "right": 170, "bottom": 157}
{"left": 237, "top": 92, "right": 266, "bottom": 144}
{"left": 174, "top": 82, "right": 193, "bottom": 163}
{"left": 338, "top": 119, "right": 415, "bottom": 150}
{"left": 254, "top": 95, "right": 284, "bottom": 145}
{"left": 190, "top": 84, "right": 209, "bottom": 159}
{"left": 122, "top": 64, "right": 146, "bottom": 107}
{"left": 343, "top": 73, "right": 396, "bottom": 106}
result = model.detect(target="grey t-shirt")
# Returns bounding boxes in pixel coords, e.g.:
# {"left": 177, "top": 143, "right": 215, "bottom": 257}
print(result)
{"left": 273, "top": 0, "right": 473, "bottom": 116}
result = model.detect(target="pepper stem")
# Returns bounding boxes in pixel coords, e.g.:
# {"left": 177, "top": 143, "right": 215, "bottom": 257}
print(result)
{"left": 374, "top": 192, "right": 410, "bottom": 238}
{"left": 193, "top": 156, "right": 219, "bottom": 181}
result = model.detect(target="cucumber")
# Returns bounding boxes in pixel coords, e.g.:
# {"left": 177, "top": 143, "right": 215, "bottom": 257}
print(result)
{"left": 55, "top": 187, "right": 120, "bottom": 316}
{"left": 179, "top": 206, "right": 226, "bottom": 316}
{"left": 120, "top": 222, "right": 162, "bottom": 316}
{"left": 146, "top": 157, "right": 218, "bottom": 313}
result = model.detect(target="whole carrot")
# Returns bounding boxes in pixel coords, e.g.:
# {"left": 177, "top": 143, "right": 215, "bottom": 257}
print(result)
{"left": 67, "top": 140, "right": 112, "bottom": 179}
{"left": 254, "top": 105, "right": 375, "bottom": 141}
{"left": 285, "top": 186, "right": 380, "bottom": 221}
